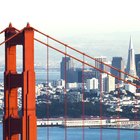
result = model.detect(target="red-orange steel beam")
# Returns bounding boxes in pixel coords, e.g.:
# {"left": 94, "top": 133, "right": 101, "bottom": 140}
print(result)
{"left": 34, "top": 38, "right": 140, "bottom": 88}
{"left": 33, "top": 28, "right": 139, "bottom": 81}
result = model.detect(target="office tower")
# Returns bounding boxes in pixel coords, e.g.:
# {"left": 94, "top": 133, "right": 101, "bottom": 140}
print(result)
{"left": 75, "top": 69, "right": 82, "bottom": 83}
{"left": 94, "top": 56, "right": 110, "bottom": 79}
{"left": 111, "top": 57, "right": 124, "bottom": 83}
{"left": 106, "top": 75, "right": 115, "bottom": 93}
{"left": 126, "top": 37, "right": 137, "bottom": 78}
{"left": 60, "top": 57, "right": 74, "bottom": 81}
{"left": 135, "top": 54, "right": 140, "bottom": 77}
{"left": 95, "top": 56, "right": 107, "bottom": 70}
{"left": 86, "top": 78, "right": 98, "bottom": 92}
{"left": 99, "top": 73, "right": 107, "bottom": 93}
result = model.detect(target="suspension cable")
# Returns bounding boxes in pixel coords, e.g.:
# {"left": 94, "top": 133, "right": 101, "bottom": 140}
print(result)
{"left": 46, "top": 37, "right": 49, "bottom": 140}
{"left": 64, "top": 45, "right": 67, "bottom": 140}
{"left": 34, "top": 38, "right": 140, "bottom": 89}
{"left": 33, "top": 28, "right": 139, "bottom": 81}
{"left": 82, "top": 53, "right": 85, "bottom": 140}
{"left": 1, "top": 26, "right": 139, "bottom": 81}
{"left": 0, "top": 28, "right": 7, "bottom": 34}
{"left": 100, "top": 71, "right": 103, "bottom": 140}
{"left": 117, "top": 72, "right": 121, "bottom": 140}
{"left": 0, "top": 29, "right": 24, "bottom": 46}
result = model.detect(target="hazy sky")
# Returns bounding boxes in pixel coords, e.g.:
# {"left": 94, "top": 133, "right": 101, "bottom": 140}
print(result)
{"left": 0, "top": 0, "right": 140, "bottom": 66}
{"left": 0, "top": 0, "right": 140, "bottom": 34}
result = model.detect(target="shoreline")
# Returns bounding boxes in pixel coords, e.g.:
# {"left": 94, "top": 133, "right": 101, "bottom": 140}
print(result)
{"left": 1, "top": 118, "right": 140, "bottom": 131}
{"left": 0, "top": 122, "right": 140, "bottom": 131}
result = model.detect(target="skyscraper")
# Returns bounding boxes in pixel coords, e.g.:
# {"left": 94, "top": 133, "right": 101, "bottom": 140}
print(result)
{"left": 60, "top": 57, "right": 74, "bottom": 81}
{"left": 126, "top": 37, "right": 137, "bottom": 78}
{"left": 106, "top": 75, "right": 115, "bottom": 93}
{"left": 94, "top": 56, "right": 110, "bottom": 78}
{"left": 95, "top": 56, "right": 107, "bottom": 71}
{"left": 111, "top": 57, "right": 124, "bottom": 83}
{"left": 135, "top": 54, "right": 140, "bottom": 77}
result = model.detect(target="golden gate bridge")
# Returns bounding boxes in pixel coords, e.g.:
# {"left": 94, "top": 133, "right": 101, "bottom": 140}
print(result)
{"left": 0, "top": 23, "right": 139, "bottom": 140}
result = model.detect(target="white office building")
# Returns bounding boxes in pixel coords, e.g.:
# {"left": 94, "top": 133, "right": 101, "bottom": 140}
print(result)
{"left": 106, "top": 75, "right": 115, "bottom": 93}
{"left": 86, "top": 78, "right": 98, "bottom": 92}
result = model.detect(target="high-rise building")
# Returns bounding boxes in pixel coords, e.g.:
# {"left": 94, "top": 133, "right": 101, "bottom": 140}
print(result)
{"left": 60, "top": 57, "right": 74, "bottom": 82}
{"left": 94, "top": 56, "right": 110, "bottom": 78}
{"left": 126, "top": 37, "right": 137, "bottom": 79}
{"left": 60, "top": 57, "right": 83, "bottom": 83}
{"left": 100, "top": 73, "right": 107, "bottom": 93}
{"left": 86, "top": 78, "right": 98, "bottom": 92}
{"left": 111, "top": 57, "right": 124, "bottom": 83}
{"left": 95, "top": 56, "right": 107, "bottom": 70}
{"left": 106, "top": 75, "right": 115, "bottom": 93}
{"left": 135, "top": 54, "right": 140, "bottom": 77}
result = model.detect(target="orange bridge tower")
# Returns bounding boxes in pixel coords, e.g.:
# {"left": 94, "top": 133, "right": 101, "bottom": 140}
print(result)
{"left": 3, "top": 23, "right": 37, "bottom": 140}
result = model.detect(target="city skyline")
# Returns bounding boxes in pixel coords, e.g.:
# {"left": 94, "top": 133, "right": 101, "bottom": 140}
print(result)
{"left": 0, "top": 35, "right": 140, "bottom": 67}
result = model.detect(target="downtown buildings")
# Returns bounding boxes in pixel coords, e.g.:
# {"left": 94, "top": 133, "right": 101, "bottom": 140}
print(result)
{"left": 59, "top": 36, "right": 139, "bottom": 96}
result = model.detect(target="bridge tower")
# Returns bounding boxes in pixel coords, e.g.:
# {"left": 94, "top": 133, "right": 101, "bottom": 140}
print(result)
{"left": 3, "top": 23, "right": 36, "bottom": 140}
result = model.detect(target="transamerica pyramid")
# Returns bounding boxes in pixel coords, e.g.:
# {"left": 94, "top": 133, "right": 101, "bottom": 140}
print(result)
{"left": 126, "top": 36, "right": 137, "bottom": 79}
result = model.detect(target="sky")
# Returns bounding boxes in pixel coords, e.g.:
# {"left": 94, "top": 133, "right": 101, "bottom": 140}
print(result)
{"left": 0, "top": 0, "right": 140, "bottom": 33}
{"left": 0, "top": 0, "right": 140, "bottom": 67}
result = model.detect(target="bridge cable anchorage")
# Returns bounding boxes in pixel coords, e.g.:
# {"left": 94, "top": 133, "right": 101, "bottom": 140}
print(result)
{"left": 64, "top": 45, "right": 67, "bottom": 140}
{"left": 34, "top": 38, "right": 140, "bottom": 89}
{"left": 82, "top": 53, "right": 85, "bottom": 140}
{"left": 33, "top": 27, "right": 139, "bottom": 81}
{"left": 46, "top": 36, "right": 50, "bottom": 140}
{"left": 100, "top": 66, "right": 103, "bottom": 140}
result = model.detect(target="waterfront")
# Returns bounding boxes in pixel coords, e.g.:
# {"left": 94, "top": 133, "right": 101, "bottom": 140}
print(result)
{"left": 0, "top": 124, "right": 140, "bottom": 140}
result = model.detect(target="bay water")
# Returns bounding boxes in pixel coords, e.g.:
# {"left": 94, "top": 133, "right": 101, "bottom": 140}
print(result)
{"left": 0, "top": 124, "right": 140, "bottom": 140}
